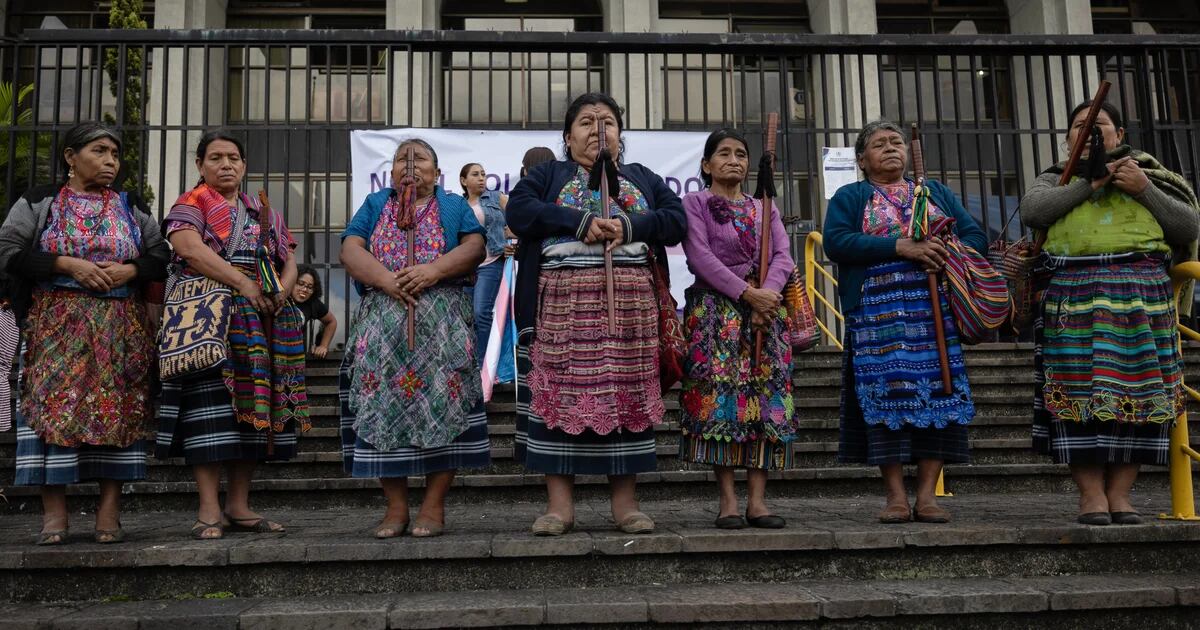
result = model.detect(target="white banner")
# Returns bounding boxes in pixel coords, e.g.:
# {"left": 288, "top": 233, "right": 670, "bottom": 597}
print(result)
{"left": 350, "top": 128, "right": 711, "bottom": 304}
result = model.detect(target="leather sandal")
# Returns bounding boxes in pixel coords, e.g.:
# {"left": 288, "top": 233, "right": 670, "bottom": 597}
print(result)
{"left": 878, "top": 503, "right": 912, "bottom": 524}
{"left": 531, "top": 514, "right": 575, "bottom": 536}
{"left": 913, "top": 504, "right": 951, "bottom": 524}
{"left": 615, "top": 511, "right": 655, "bottom": 534}
{"left": 224, "top": 514, "right": 285, "bottom": 534}
{"left": 94, "top": 522, "right": 126, "bottom": 544}
{"left": 373, "top": 521, "right": 408, "bottom": 539}
{"left": 410, "top": 517, "right": 444, "bottom": 538}
{"left": 36, "top": 529, "right": 69, "bottom": 546}
{"left": 190, "top": 520, "right": 225, "bottom": 540}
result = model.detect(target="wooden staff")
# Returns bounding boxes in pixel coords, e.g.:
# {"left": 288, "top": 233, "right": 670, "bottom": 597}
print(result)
{"left": 753, "top": 112, "right": 780, "bottom": 366}
{"left": 257, "top": 189, "right": 278, "bottom": 456}
{"left": 1057, "top": 81, "right": 1113, "bottom": 187}
{"left": 404, "top": 145, "right": 417, "bottom": 351}
{"left": 909, "top": 124, "right": 953, "bottom": 395}
{"left": 598, "top": 119, "right": 617, "bottom": 333}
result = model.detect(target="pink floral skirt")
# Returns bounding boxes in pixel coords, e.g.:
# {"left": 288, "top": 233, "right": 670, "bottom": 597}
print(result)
{"left": 528, "top": 266, "right": 664, "bottom": 435}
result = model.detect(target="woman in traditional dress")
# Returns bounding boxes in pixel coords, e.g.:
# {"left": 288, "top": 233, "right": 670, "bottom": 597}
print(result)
{"left": 340, "top": 137, "right": 489, "bottom": 538}
{"left": 292, "top": 264, "right": 337, "bottom": 358}
{"left": 459, "top": 163, "right": 509, "bottom": 369}
{"left": 508, "top": 92, "right": 687, "bottom": 536}
{"left": 156, "top": 129, "right": 309, "bottom": 540}
{"left": 679, "top": 128, "right": 798, "bottom": 529}
{"left": 824, "top": 120, "right": 985, "bottom": 524}
{"left": 1020, "top": 100, "right": 1198, "bottom": 525}
{"left": 0, "top": 122, "right": 169, "bottom": 544}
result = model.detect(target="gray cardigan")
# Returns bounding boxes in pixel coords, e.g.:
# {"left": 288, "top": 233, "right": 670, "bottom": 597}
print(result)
{"left": 0, "top": 184, "right": 170, "bottom": 320}
{"left": 1019, "top": 171, "right": 1199, "bottom": 246}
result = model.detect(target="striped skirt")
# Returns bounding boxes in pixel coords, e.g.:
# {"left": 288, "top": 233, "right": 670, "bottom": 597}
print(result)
{"left": 1033, "top": 254, "right": 1179, "bottom": 465}
{"left": 14, "top": 424, "right": 147, "bottom": 486}
{"left": 155, "top": 375, "right": 299, "bottom": 464}
{"left": 838, "top": 261, "right": 972, "bottom": 465}
{"left": 678, "top": 287, "right": 797, "bottom": 470}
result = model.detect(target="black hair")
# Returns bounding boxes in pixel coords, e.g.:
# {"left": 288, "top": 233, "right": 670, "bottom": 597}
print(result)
{"left": 853, "top": 120, "right": 907, "bottom": 160}
{"left": 61, "top": 122, "right": 122, "bottom": 177}
{"left": 295, "top": 264, "right": 323, "bottom": 302}
{"left": 699, "top": 128, "right": 750, "bottom": 187}
{"left": 459, "top": 162, "right": 482, "bottom": 195}
{"left": 561, "top": 92, "right": 626, "bottom": 162}
{"left": 1068, "top": 99, "right": 1124, "bottom": 132}
{"left": 195, "top": 128, "right": 246, "bottom": 162}
{"left": 394, "top": 138, "right": 439, "bottom": 169}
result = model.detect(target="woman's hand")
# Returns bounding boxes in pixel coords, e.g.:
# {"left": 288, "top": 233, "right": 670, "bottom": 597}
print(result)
{"left": 749, "top": 310, "right": 770, "bottom": 332}
{"left": 741, "top": 286, "right": 782, "bottom": 317}
{"left": 395, "top": 263, "right": 442, "bottom": 298}
{"left": 1111, "top": 157, "right": 1150, "bottom": 196}
{"left": 595, "top": 218, "right": 625, "bottom": 252}
{"left": 582, "top": 217, "right": 607, "bottom": 245}
{"left": 311, "top": 345, "right": 329, "bottom": 359}
{"left": 373, "top": 269, "right": 415, "bottom": 306}
{"left": 238, "top": 276, "right": 275, "bottom": 313}
{"left": 96, "top": 261, "right": 138, "bottom": 289}
{"left": 67, "top": 258, "right": 114, "bottom": 293}
{"left": 896, "top": 236, "right": 949, "bottom": 272}
{"left": 272, "top": 292, "right": 288, "bottom": 314}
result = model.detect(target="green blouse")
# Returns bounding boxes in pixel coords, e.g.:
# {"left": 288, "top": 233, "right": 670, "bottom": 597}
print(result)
{"left": 1044, "top": 178, "right": 1170, "bottom": 256}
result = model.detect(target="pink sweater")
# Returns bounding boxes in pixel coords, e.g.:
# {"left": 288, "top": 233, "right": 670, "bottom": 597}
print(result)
{"left": 681, "top": 189, "right": 794, "bottom": 300}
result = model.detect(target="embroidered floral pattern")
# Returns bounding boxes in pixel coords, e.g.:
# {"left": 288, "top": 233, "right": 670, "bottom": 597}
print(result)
{"left": 40, "top": 187, "right": 140, "bottom": 263}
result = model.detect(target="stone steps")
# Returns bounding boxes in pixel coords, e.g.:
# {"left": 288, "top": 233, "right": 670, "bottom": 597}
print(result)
{"left": 4, "top": 573, "right": 1196, "bottom": 628}
{"left": 0, "top": 494, "right": 1197, "bottom": 605}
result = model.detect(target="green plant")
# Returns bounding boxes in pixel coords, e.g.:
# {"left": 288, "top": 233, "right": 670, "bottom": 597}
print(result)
{"left": 0, "top": 81, "right": 52, "bottom": 214}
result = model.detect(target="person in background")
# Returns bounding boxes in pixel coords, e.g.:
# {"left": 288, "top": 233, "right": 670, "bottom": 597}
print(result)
{"left": 292, "top": 264, "right": 337, "bottom": 359}
{"left": 460, "top": 163, "right": 509, "bottom": 370}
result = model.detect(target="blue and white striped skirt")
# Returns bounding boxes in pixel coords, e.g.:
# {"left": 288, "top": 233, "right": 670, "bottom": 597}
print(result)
{"left": 339, "top": 358, "right": 490, "bottom": 478}
{"left": 155, "top": 374, "right": 299, "bottom": 465}
{"left": 14, "top": 422, "right": 147, "bottom": 486}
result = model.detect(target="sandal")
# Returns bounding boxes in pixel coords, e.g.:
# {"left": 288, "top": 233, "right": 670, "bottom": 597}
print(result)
{"left": 913, "top": 504, "right": 951, "bottom": 524}
{"left": 410, "top": 517, "right": 444, "bottom": 538}
{"left": 190, "top": 519, "right": 225, "bottom": 540}
{"left": 373, "top": 521, "right": 408, "bottom": 539}
{"left": 531, "top": 514, "right": 575, "bottom": 536}
{"left": 223, "top": 513, "right": 286, "bottom": 534}
{"left": 94, "top": 522, "right": 126, "bottom": 544}
{"left": 35, "top": 529, "right": 69, "bottom": 546}
{"left": 615, "top": 511, "right": 655, "bottom": 535}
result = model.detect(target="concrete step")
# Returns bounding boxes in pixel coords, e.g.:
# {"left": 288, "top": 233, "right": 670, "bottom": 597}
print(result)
{"left": 4, "top": 573, "right": 1196, "bottom": 628}
{"left": 1, "top": 463, "right": 1189, "bottom": 513}
{"left": 0, "top": 494, "right": 1197, "bottom": 604}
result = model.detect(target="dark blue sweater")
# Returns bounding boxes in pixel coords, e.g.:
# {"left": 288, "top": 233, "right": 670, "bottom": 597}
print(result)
{"left": 823, "top": 179, "right": 987, "bottom": 314}
{"left": 506, "top": 159, "right": 687, "bottom": 333}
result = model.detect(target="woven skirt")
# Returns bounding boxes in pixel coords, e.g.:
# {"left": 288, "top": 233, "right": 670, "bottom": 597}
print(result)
{"left": 155, "top": 374, "right": 300, "bottom": 464}
{"left": 1033, "top": 254, "right": 1178, "bottom": 465}
{"left": 677, "top": 287, "right": 797, "bottom": 470}
{"left": 838, "top": 261, "right": 972, "bottom": 465}
{"left": 339, "top": 288, "right": 490, "bottom": 478}
{"left": 515, "top": 265, "right": 662, "bottom": 476}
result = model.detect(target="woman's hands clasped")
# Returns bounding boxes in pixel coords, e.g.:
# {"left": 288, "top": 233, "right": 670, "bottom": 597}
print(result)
{"left": 583, "top": 217, "right": 625, "bottom": 252}
{"left": 896, "top": 236, "right": 949, "bottom": 273}
{"left": 373, "top": 264, "right": 443, "bottom": 307}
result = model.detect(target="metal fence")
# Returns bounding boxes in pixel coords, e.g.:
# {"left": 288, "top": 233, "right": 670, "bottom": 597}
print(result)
{"left": 3, "top": 29, "right": 1200, "bottom": 343}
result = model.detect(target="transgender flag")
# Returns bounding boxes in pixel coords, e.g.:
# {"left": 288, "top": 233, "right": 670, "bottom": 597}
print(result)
{"left": 481, "top": 257, "right": 518, "bottom": 403}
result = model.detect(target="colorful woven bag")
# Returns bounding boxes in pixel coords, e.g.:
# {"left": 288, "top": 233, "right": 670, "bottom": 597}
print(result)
{"left": 648, "top": 250, "right": 687, "bottom": 393}
{"left": 781, "top": 266, "right": 819, "bottom": 352}
{"left": 942, "top": 228, "right": 1012, "bottom": 345}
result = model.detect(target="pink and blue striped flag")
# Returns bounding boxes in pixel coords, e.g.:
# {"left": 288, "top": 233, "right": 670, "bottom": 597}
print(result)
{"left": 481, "top": 257, "right": 518, "bottom": 403}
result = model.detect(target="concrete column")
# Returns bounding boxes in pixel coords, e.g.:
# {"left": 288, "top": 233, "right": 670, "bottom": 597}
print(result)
{"left": 1007, "top": 0, "right": 1095, "bottom": 173}
{"left": 603, "top": 0, "right": 662, "bottom": 129}
{"left": 146, "top": 0, "right": 227, "bottom": 212}
{"left": 387, "top": 0, "right": 441, "bottom": 127}
{"left": 807, "top": 0, "right": 879, "bottom": 206}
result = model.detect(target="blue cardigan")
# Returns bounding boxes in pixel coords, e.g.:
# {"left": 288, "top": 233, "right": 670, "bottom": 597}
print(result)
{"left": 823, "top": 179, "right": 988, "bottom": 314}
{"left": 506, "top": 159, "right": 688, "bottom": 333}
{"left": 342, "top": 184, "right": 484, "bottom": 295}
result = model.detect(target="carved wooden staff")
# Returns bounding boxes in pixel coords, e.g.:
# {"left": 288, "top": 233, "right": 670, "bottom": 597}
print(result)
{"left": 597, "top": 119, "right": 617, "bottom": 333}
{"left": 400, "top": 145, "right": 417, "bottom": 351}
{"left": 909, "top": 124, "right": 953, "bottom": 395}
{"left": 753, "top": 112, "right": 780, "bottom": 366}
{"left": 257, "top": 190, "right": 279, "bottom": 456}
{"left": 1057, "top": 80, "right": 1113, "bottom": 188}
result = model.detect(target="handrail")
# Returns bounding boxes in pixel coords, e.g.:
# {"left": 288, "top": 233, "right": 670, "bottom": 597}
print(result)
{"left": 1164, "top": 261, "right": 1200, "bottom": 520}
{"left": 803, "top": 232, "right": 843, "bottom": 350}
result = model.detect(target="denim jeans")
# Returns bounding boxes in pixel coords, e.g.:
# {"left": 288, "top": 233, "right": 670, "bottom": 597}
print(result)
{"left": 467, "top": 258, "right": 505, "bottom": 369}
